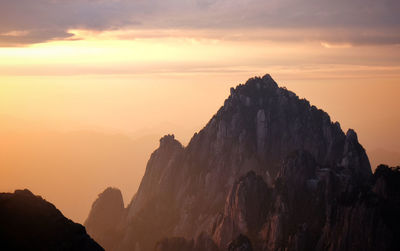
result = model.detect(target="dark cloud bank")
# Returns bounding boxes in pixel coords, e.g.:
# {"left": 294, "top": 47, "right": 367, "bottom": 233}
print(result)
{"left": 0, "top": 0, "right": 399, "bottom": 46}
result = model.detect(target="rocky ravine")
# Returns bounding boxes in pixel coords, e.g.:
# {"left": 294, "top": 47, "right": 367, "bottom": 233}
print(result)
{"left": 85, "top": 74, "right": 399, "bottom": 251}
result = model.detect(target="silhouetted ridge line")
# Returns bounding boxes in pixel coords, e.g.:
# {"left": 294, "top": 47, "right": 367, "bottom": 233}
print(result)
{"left": 0, "top": 189, "right": 104, "bottom": 251}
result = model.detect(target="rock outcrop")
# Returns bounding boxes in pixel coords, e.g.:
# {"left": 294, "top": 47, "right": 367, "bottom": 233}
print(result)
{"left": 213, "top": 171, "right": 271, "bottom": 248}
{"left": 317, "top": 164, "right": 400, "bottom": 251}
{"left": 85, "top": 187, "right": 125, "bottom": 251}
{"left": 0, "top": 189, "right": 104, "bottom": 251}
{"left": 86, "top": 74, "right": 399, "bottom": 251}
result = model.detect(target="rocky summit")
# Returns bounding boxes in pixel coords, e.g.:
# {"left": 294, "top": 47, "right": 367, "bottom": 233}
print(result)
{"left": 85, "top": 74, "right": 399, "bottom": 251}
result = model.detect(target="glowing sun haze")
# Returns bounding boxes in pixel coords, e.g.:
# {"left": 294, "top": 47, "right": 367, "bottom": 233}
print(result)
{"left": 0, "top": 0, "right": 399, "bottom": 222}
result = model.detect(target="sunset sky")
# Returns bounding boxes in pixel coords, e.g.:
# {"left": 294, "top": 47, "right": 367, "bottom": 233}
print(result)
{"left": 1, "top": 0, "right": 399, "bottom": 222}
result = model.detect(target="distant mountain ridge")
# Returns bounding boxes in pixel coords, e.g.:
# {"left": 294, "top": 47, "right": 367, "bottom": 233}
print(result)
{"left": 0, "top": 126, "right": 160, "bottom": 223}
{"left": 86, "top": 74, "right": 399, "bottom": 251}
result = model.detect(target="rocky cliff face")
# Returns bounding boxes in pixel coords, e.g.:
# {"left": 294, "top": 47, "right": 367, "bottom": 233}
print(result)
{"left": 86, "top": 74, "right": 399, "bottom": 251}
{"left": 0, "top": 189, "right": 104, "bottom": 251}
{"left": 316, "top": 164, "right": 400, "bottom": 251}
{"left": 85, "top": 187, "right": 125, "bottom": 251}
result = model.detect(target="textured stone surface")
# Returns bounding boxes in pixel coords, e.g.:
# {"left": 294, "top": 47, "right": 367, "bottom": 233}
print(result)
{"left": 86, "top": 74, "right": 399, "bottom": 251}
{"left": 213, "top": 171, "right": 271, "bottom": 248}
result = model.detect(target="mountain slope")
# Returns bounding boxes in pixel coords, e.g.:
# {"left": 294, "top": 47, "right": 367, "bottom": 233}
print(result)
{"left": 86, "top": 74, "right": 398, "bottom": 251}
{"left": 0, "top": 189, "right": 104, "bottom": 251}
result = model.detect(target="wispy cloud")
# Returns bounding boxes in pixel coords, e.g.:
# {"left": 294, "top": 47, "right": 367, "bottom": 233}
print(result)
{"left": 0, "top": 0, "right": 399, "bottom": 46}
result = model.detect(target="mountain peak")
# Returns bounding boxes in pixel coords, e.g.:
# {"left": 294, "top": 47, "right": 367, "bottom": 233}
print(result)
{"left": 226, "top": 74, "right": 281, "bottom": 108}
{"left": 197, "top": 74, "right": 370, "bottom": 178}
{"left": 346, "top": 128, "right": 358, "bottom": 141}
{"left": 86, "top": 74, "right": 383, "bottom": 251}
{"left": 14, "top": 189, "right": 35, "bottom": 197}
{"left": 85, "top": 187, "right": 124, "bottom": 251}
{"left": 159, "top": 134, "right": 182, "bottom": 149}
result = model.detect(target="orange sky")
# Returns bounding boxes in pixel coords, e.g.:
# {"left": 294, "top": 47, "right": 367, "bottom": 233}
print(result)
{"left": 0, "top": 30, "right": 399, "bottom": 150}
{"left": 0, "top": 0, "right": 400, "bottom": 223}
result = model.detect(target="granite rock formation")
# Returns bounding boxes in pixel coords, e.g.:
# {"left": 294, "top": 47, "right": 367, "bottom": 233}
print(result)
{"left": 0, "top": 189, "right": 104, "bottom": 251}
{"left": 85, "top": 187, "right": 125, "bottom": 251}
{"left": 86, "top": 74, "right": 399, "bottom": 251}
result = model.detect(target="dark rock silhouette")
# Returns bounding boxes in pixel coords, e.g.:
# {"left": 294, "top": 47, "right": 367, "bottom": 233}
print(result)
{"left": 0, "top": 189, "right": 104, "bottom": 251}
{"left": 317, "top": 164, "right": 400, "bottom": 251}
{"left": 228, "top": 234, "right": 253, "bottom": 251}
{"left": 86, "top": 74, "right": 399, "bottom": 251}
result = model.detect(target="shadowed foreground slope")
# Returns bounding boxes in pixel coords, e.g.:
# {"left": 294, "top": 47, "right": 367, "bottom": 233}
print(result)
{"left": 0, "top": 189, "right": 104, "bottom": 251}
